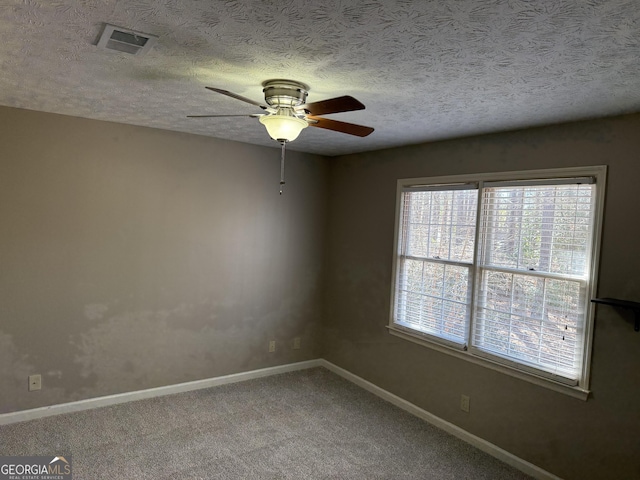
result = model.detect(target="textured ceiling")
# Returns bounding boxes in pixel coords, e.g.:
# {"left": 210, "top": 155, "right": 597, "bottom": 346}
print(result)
{"left": 0, "top": 0, "right": 638, "bottom": 156}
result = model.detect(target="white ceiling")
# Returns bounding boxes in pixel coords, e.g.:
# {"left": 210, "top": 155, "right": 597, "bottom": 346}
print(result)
{"left": 0, "top": 0, "right": 638, "bottom": 156}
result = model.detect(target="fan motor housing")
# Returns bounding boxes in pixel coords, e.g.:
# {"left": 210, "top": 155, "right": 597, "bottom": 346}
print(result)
{"left": 262, "top": 79, "right": 309, "bottom": 108}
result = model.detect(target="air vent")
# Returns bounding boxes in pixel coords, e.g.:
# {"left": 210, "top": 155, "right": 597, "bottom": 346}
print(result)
{"left": 97, "top": 24, "right": 158, "bottom": 56}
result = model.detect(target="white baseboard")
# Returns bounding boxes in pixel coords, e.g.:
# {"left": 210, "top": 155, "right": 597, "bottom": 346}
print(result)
{"left": 319, "top": 359, "right": 562, "bottom": 480}
{"left": 1, "top": 357, "right": 559, "bottom": 480}
{"left": 0, "top": 359, "right": 323, "bottom": 426}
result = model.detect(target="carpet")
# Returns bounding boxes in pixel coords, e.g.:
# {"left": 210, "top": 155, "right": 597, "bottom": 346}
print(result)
{"left": 0, "top": 367, "right": 532, "bottom": 479}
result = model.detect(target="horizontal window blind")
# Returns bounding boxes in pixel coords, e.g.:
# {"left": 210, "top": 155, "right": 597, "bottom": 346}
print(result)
{"left": 473, "top": 181, "right": 595, "bottom": 380}
{"left": 394, "top": 187, "right": 477, "bottom": 344}
{"left": 478, "top": 182, "right": 594, "bottom": 275}
{"left": 391, "top": 169, "right": 603, "bottom": 390}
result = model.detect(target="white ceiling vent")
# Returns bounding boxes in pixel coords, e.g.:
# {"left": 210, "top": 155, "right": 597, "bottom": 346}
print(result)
{"left": 97, "top": 24, "right": 158, "bottom": 55}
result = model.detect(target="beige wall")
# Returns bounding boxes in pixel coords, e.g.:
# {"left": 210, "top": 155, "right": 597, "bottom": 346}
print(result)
{"left": 323, "top": 114, "right": 640, "bottom": 480}
{"left": 0, "top": 106, "right": 327, "bottom": 413}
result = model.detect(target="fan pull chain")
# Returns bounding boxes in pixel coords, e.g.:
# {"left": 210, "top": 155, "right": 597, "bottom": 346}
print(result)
{"left": 279, "top": 140, "right": 286, "bottom": 195}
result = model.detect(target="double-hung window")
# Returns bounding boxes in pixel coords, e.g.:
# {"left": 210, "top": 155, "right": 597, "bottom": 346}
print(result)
{"left": 390, "top": 167, "right": 606, "bottom": 396}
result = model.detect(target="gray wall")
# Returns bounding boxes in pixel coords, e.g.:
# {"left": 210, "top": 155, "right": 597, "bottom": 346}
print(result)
{"left": 0, "top": 106, "right": 327, "bottom": 413}
{"left": 323, "top": 113, "right": 640, "bottom": 480}
{"left": 3, "top": 104, "right": 640, "bottom": 479}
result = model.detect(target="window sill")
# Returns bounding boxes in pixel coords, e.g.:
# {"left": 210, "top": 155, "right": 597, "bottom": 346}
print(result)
{"left": 387, "top": 325, "right": 590, "bottom": 401}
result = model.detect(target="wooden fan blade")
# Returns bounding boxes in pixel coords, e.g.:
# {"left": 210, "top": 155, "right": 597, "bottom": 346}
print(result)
{"left": 205, "top": 87, "right": 268, "bottom": 109}
{"left": 187, "top": 114, "right": 263, "bottom": 118}
{"left": 307, "top": 116, "right": 374, "bottom": 137}
{"left": 300, "top": 96, "right": 365, "bottom": 115}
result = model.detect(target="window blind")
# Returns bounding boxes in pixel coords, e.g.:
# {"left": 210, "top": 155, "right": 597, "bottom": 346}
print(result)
{"left": 394, "top": 187, "right": 478, "bottom": 344}
{"left": 391, "top": 168, "right": 605, "bottom": 391}
{"left": 472, "top": 181, "right": 595, "bottom": 381}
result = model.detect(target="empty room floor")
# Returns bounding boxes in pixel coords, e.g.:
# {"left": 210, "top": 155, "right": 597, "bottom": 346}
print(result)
{"left": 0, "top": 368, "right": 531, "bottom": 479}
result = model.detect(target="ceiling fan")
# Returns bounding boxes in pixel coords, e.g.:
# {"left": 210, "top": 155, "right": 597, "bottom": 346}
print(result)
{"left": 189, "top": 79, "right": 374, "bottom": 142}
{"left": 188, "top": 80, "right": 374, "bottom": 194}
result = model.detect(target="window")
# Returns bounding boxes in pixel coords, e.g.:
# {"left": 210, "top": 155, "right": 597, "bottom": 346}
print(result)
{"left": 390, "top": 167, "right": 606, "bottom": 396}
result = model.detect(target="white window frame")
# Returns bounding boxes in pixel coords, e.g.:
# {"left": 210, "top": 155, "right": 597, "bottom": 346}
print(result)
{"left": 388, "top": 166, "right": 607, "bottom": 400}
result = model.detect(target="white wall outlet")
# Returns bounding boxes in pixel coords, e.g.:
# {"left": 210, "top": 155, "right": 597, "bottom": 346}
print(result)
{"left": 28, "top": 374, "right": 42, "bottom": 391}
{"left": 460, "top": 394, "right": 470, "bottom": 413}
{"left": 268, "top": 340, "right": 276, "bottom": 353}
{"left": 293, "top": 337, "right": 301, "bottom": 349}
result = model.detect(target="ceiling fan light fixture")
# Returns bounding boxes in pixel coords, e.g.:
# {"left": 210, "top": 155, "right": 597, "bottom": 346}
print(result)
{"left": 259, "top": 114, "right": 308, "bottom": 142}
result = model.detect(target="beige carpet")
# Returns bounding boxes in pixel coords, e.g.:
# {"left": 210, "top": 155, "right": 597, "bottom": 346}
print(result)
{"left": 0, "top": 368, "right": 532, "bottom": 479}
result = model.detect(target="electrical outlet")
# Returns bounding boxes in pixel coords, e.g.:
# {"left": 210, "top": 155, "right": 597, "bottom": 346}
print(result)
{"left": 460, "top": 394, "right": 470, "bottom": 413}
{"left": 269, "top": 340, "right": 276, "bottom": 353}
{"left": 293, "top": 337, "right": 301, "bottom": 349}
{"left": 28, "top": 374, "right": 42, "bottom": 391}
